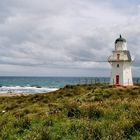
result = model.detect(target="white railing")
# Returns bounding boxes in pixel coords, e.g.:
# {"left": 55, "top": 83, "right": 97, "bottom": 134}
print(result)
{"left": 108, "top": 55, "right": 130, "bottom": 62}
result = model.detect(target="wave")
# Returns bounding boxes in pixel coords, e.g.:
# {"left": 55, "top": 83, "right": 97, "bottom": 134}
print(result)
{"left": 0, "top": 86, "right": 58, "bottom": 94}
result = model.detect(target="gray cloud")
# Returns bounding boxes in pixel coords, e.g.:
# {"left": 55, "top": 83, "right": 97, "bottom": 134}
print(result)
{"left": 0, "top": 0, "right": 140, "bottom": 76}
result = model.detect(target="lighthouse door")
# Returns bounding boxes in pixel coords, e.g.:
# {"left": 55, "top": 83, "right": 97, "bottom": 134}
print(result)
{"left": 116, "top": 75, "right": 119, "bottom": 85}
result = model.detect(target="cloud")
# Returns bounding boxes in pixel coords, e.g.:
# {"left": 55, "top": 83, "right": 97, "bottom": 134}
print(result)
{"left": 0, "top": 0, "right": 140, "bottom": 76}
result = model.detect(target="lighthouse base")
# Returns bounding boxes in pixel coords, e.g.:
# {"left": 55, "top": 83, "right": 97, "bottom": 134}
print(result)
{"left": 110, "top": 62, "right": 133, "bottom": 87}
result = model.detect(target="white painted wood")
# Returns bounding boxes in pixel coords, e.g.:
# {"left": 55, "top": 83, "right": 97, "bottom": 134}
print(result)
{"left": 108, "top": 36, "right": 133, "bottom": 86}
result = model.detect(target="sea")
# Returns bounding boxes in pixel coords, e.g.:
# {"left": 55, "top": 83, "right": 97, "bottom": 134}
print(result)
{"left": 0, "top": 76, "right": 139, "bottom": 94}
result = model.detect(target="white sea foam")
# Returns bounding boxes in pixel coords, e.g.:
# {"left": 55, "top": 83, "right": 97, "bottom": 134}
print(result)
{"left": 0, "top": 86, "right": 58, "bottom": 94}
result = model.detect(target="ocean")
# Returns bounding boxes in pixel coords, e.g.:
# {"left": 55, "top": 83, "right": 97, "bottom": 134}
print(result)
{"left": 0, "top": 76, "right": 139, "bottom": 94}
{"left": 0, "top": 76, "right": 110, "bottom": 94}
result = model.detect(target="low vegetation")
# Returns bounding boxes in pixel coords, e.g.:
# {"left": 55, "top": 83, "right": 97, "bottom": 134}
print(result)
{"left": 0, "top": 84, "right": 140, "bottom": 140}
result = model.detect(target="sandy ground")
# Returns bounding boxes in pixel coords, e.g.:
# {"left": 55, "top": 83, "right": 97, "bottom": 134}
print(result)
{"left": 0, "top": 93, "right": 30, "bottom": 97}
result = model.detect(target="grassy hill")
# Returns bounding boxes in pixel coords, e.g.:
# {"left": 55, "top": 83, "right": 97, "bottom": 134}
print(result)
{"left": 0, "top": 84, "right": 140, "bottom": 140}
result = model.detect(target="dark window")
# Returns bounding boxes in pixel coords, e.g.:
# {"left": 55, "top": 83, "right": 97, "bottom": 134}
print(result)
{"left": 117, "top": 64, "right": 119, "bottom": 67}
{"left": 117, "top": 54, "right": 120, "bottom": 60}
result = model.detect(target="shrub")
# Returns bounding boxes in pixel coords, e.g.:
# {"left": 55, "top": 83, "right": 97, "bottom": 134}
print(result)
{"left": 92, "top": 95, "right": 103, "bottom": 101}
{"left": 43, "top": 119, "right": 53, "bottom": 127}
{"left": 102, "top": 92, "right": 112, "bottom": 98}
{"left": 65, "top": 85, "right": 74, "bottom": 89}
{"left": 67, "top": 108, "right": 81, "bottom": 118}
{"left": 123, "top": 121, "right": 140, "bottom": 139}
{"left": 4, "top": 103, "right": 18, "bottom": 111}
{"left": 24, "top": 127, "right": 51, "bottom": 140}
{"left": 91, "top": 128, "right": 102, "bottom": 140}
{"left": 13, "top": 108, "right": 30, "bottom": 117}
{"left": 88, "top": 108, "right": 103, "bottom": 120}
{"left": 13, "top": 117, "right": 31, "bottom": 134}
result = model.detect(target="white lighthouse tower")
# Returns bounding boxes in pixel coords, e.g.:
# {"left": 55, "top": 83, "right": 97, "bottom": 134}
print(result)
{"left": 108, "top": 35, "right": 133, "bottom": 86}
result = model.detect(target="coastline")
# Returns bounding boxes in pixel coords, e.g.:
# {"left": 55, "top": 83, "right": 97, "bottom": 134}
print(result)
{"left": 0, "top": 93, "right": 30, "bottom": 97}
{"left": 0, "top": 86, "right": 59, "bottom": 95}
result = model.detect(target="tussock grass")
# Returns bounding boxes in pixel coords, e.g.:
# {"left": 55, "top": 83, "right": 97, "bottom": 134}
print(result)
{"left": 0, "top": 84, "right": 139, "bottom": 139}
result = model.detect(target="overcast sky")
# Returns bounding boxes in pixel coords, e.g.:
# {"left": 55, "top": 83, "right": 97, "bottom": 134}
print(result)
{"left": 0, "top": 0, "right": 140, "bottom": 77}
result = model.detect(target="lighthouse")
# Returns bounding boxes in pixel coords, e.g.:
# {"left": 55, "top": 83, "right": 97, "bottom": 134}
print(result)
{"left": 108, "top": 35, "right": 133, "bottom": 86}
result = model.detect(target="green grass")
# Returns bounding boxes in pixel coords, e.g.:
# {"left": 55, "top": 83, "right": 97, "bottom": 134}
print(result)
{"left": 0, "top": 84, "right": 139, "bottom": 139}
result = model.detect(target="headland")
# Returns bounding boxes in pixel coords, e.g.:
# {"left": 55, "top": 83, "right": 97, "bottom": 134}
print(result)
{"left": 0, "top": 84, "right": 139, "bottom": 139}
